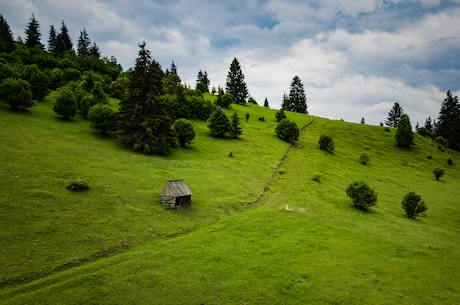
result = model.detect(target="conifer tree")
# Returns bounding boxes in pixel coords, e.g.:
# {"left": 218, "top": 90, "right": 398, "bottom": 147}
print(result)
{"left": 207, "top": 107, "right": 230, "bottom": 137}
{"left": 437, "top": 90, "right": 460, "bottom": 150}
{"left": 55, "top": 21, "right": 74, "bottom": 55}
{"left": 284, "top": 76, "right": 307, "bottom": 113}
{"left": 77, "top": 28, "right": 91, "bottom": 56}
{"left": 25, "top": 14, "right": 43, "bottom": 49}
{"left": 196, "top": 70, "right": 210, "bottom": 92}
{"left": 118, "top": 42, "right": 177, "bottom": 154}
{"left": 385, "top": 102, "right": 404, "bottom": 128}
{"left": 395, "top": 114, "right": 414, "bottom": 147}
{"left": 47, "top": 25, "right": 57, "bottom": 52}
{"left": 0, "top": 15, "right": 15, "bottom": 53}
{"left": 264, "top": 97, "right": 269, "bottom": 108}
{"left": 226, "top": 57, "right": 248, "bottom": 104}
{"left": 230, "top": 112, "right": 242, "bottom": 138}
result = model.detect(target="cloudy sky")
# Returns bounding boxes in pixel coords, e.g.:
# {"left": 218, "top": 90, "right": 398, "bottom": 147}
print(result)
{"left": 2, "top": 0, "right": 460, "bottom": 125}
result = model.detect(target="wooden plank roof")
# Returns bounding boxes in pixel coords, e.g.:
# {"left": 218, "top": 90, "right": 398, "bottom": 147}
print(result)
{"left": 161, "top": 180, "right": 192, "bottom": 197}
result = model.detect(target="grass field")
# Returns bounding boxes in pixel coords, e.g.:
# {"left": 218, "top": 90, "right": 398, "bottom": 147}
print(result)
{"left": 0, "top": 94, "right": 459, "bottom": 304}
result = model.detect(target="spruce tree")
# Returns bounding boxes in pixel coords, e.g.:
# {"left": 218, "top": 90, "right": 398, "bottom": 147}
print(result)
{"left": 395, "top": 114, "right": 414, "bottom": 147}
{"left": 196, "top": 70, "right": 210, "bottom": 93}
{"left": 226, "top": 57, "right": 248, "bottom": 104}
{"left": 77, "top": 28, "right": 91, "bottom": 56}
{"left": 286, "top": 75, "right": 307, "bottom": 113}
{"left": 0, "top": 15, "right": 16, "bottom": 53}
{"left": 118, "top": 42, "right": 177, "bottom": 154}
{"left": 47, "top": 25, "right": 57, "bottom": 52}
{"left": 230, "top": 112, "right": 242, "bottom": 138}
{"left": 264, "top": 97, "right": 269, "bottom": 108}
{"left": 25, "top": 14, "right": 43, "bottom": 49}
{"left": 437, "top": 91, "right": 460, "bottom": 150}
{"left": 207, "top": 107, "right": 230, "bottom": 137}
{"left": 385, "top": 102, "right": 404, "bottom": 128}
{"left": 55, "top": 21, "right": 74, "bottom": 55}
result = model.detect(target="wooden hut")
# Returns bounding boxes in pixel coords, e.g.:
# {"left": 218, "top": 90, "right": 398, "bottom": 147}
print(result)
{"left": 160, "top": 180, "right": 192, "bottom": 208}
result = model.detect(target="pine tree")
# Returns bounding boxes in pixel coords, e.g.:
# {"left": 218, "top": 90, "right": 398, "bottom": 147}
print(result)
{"left": 55, "top": 21, "right": 73, "bottom": 55}
{"left": 437, "top": 91, "right": 460, "bottom": 150}
{"left": 77, "top": 28, "right": 91, "bottom": 56}
{"left": 47, "top": 25, "right": 57, "bottom": 52}
{"left": 117, "top": 42, "right": 176, "bottom": 154}
{"left": 424, "top": 116, "right": 433, "bottom": 132}
{"left": 385, "top": 102, "right": 404, "bottom": 128}
{"left": 264, "top": 97, "right": 269, "bottom": 108}
{"left": 395, "top": 114, "right": 414, "bottom": 147}
{"left": 230, "top": 112, "right": 242, "bottom": 138}
{"left": 89, "top": 41, "right": 100, "bottom": 58}
{"left": 286, "top": 75, "right": 307, "bottom": 113}
{"left": 281, "top": 93, "right": 289, "bottom": 110}
{"left": 226, "top": 57, "right": 248, "bottom": 104}
{"left": 196, "top": 70, "right": 210, "bottom": 92}
{"left": 25, "top": 14, "right": 43, "bottom": 49}
{"left": 207, "top": 107, "right": 230, "bottom": 137}
{"left": 0, "top": 15, "right": 16, "bottom": 53}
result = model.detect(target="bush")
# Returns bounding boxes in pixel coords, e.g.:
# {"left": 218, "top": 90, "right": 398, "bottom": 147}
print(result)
{"left": 66, "top": 179, "right": 89, "bottom": 192}
{"left": 345, "top": 181, "right": 377, "bottom": 210}
{"left": 275, "top": 119, "right": 299, "bottom": 143}
{"left": 318, "top": 135, "right": 334, "bottom": 152}
{"left": 275, "top": 109, "right": 287, "bottom": 122}
{"left": 312, "top": 175, "right": 321, "bottom": 183}
{"left": 173, "top": 118, "right": 195, "bottom": 147}
{"left": 88, "top": 104, "right": 118, "bottom": 136}
{"left": 53, "top": 87, "right": 77, "bottom": 119}
{"left": 433, "top": 168, "right": 445, "bottom": 181}
{"left": 395, "top": 114, "right": 414, "bottom": 147}
{"left": 0, "top": 78, "right": 34, "bottom": 111}
{"left": 447, "top": 157, "right": 454, "bottom": 166}
{"left": 359, "top": 153, "right": 370, "bottom": 165}
{"left": 401, "top": 192, "right": 427, "bottom": 219}
{"left": 435, "top": 136, "right": 448, "bottom": 148}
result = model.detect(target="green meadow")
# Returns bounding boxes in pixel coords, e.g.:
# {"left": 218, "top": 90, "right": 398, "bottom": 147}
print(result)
{"left": 0, "top": 94, "right": 459, "bottom": 304}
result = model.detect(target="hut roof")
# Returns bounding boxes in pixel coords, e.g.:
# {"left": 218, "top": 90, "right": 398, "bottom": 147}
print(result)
{"left": 161, "top": 180, "right": 192, "bottom": 197}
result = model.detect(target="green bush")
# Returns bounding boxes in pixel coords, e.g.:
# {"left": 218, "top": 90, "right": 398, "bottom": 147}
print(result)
{"left": 275, "top": 119, "right": 299, "bottom": 143}
{"left": 433, "top": 168, "right": 445, "bottom": 181}
{"left": 447, "top": 157, "right": 454, "bottom": 166}
{"left": 53, "top": 87, "right": 77, "bottom": 120}
{"left": 359, "top": 153, "right": 370, "bottom": 165}
{"left": 318, "top": 135, "right": 334, "bottom": 152}
{"left": 275, "top": 109, "right": 287, "bottom": 122}
{"left": 312, "top": 175, "right": 321, "bottom": 183}
{"left": 173, "top": 118, "right": 195, "bottom": 147}
{"left": 66, "top": 179, "right": 90, "bottom": 192}
{"left": 0, "top": 77, "right": 34, "bottom": 111}
{"left": 88, "top": 104, "right": 118, "bottom": 136}
{"left": 401, "top": 192, "right": 427, "bottom": 219}
{"left": 345, "top": 181, "right": 377, "bottom": 210}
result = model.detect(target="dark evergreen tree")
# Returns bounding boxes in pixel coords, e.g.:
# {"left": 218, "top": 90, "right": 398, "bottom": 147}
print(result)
{"left": 25, "top": 14, "right": 44, "bottom": 50}
{"left": 395, "top": 114, "right": 414, "bottom": 148}
{"left": 285, "top": 76, "right": 307, "bottom": 113}
{"left": 385, "top": 102, "right": 404, "bottom": 128}
{"left": 226, "top": 57, "right": 248, "bottom": 104}
{"left": 0, "top": 15, "right": 16, "bottom": 53}
{"left": 88, "top": 41, "right": 100, "bottom": 58}
{"left": 275, "top": 119, "right": 299, "bottom": 143}
{"left": 77, "top": 28, "right": 91, "bottom": 56}
{"left": 55, "top": 21, "right": 74, "bottom": 55}
{"left": 53, "top": 87, "right": 77, "bottom": 120}
{"left": 47, "top": 25, "right": 57, "bottom": 52}
{"left": 117, "top": 42, "right": 176, "bottom": 154}
{"left": 196, "top": 69, "right": 210, "bottom": 93}
{"left": 173, "top": 118, "right": 195, "bottom": 147}
{"left": 281, "top": 93, "right": 289, "bottom": 110}
{"left": 207, "top": 107, "right": 230, "bottom": 137}
{"left": 264, "top": 97, "right": 269, "bottom": 108}
{"left": 276, "top": 108, "right": 287, "bottom": 122}
{"left": 424, "top": 116, "right": 433, "bottom": 132}
{"left": 230, "top": 112, "right": 242, "bottom": 138}
{"left": 437, "top": 90, "right": 460, "bottom": 150}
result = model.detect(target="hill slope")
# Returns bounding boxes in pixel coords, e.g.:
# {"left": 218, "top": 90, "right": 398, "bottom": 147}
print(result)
{"left": 0, "top": 97, "right": 459, "bottom": 304}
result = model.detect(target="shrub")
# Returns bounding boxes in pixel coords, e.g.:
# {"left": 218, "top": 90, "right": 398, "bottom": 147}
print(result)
{"left": 433, "top": 168, "right": 445, "bottom": 181}
{"left": 395, "top": 114, "right": 414, "bottom": 147}
{"left": 275, "top": 109, "right": 287, "bottom": 122}
{"left": 173, "top": 118, "right": 195, "bottom": 147}
{"left": 401, "top": 192, "right": 427, "bottom": 219}
{"left": 318, "top": 135, "right": 334, "bottom": 152}
{"left": 0, "top": 78, "right": 34, "bottom": 111}
{"left": 88, "top": 104, "right": 117, "bottom": 135}
{"left": 66, "top": 179, "right": 89, "bottom": 192}
{"left": 53, "top": 87, "right": 77, "bottom": 120}
{"left": 384, "top": 127, "right": 390, "bottom": 132}
{"left": 359, "top": 153, "right": 370, "bottom": 165}
{"left": 312, "top": 175, "right": 321, "bottom": 183}
{"left": 435, "top": 136, "right": 448, "bottom": 148}
{"left": 447, "top": 157, "right": 454, "bottom": 166}
{"left": 345, "top": 181, "right": 377, "bottom": 210}
{"left": 275, "top": 119, "right": 299, "bottom": 143}
{"left": 258, "top": 116, "right": 265, "bottom": 121}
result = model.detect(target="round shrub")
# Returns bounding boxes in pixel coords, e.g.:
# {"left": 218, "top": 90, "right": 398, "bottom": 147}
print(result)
{"left": 88, "top": 103, "right": 118, "bottom": 135}
{"left": 345, "top": 181, "right": 377, "bottom": 210}
{"left": 433, "top": 168, "right": 445, "bottom": 181}
{"left": 401, "top": 192, "right": 427, "bottom": 219}
{"left": 275, "top": 119, "right": 299, "bottom": 143}
{"left": 0, "top": 78, "right": 34, "bottom": 111}
{"left": 318, "top": 135, "right": 334, "bottom": 152}
{"left": 173, "top": 118, "right": 195, "bottom": 147}
{"left": 53, "top": 87, "right": 77, "bottom": 120}
{"left": 66, "top": 179, "right": 89, "bottom": 192}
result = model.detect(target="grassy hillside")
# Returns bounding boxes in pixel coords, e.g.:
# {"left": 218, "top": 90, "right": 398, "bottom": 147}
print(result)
{"left": 0, "top": 95, "right": 459, "bottom": 304}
